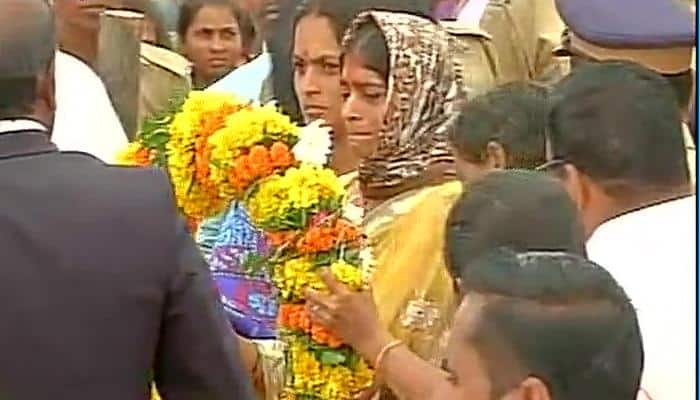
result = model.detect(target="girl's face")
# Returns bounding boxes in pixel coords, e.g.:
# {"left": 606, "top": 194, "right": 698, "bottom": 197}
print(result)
{"left": 182, "top": 5, "right": 247, "bottom": 87}
{"left": 292, "top": 15, "right": 344, "bottom": 135}
{"left": 340, "top": 50, "right": 388, "bottom": 159}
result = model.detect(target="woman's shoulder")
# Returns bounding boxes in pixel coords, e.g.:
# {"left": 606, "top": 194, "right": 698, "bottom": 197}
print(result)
{"left": 365, "top": 181, "right": 463, "bottom": 237}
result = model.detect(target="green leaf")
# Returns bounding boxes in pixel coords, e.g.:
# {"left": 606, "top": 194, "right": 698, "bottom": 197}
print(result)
{"left": 318, "top": 350, "right": 347, "bottom": 366}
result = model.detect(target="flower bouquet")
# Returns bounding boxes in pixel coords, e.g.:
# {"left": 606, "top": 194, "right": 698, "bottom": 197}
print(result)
{"left": 118, "top": 91, "right": 373, "bottom": 399}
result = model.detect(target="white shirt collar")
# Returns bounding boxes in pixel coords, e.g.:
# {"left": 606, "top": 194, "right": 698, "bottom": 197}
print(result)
{"left": 0, "top": 119, "right": 48, "bottom": 135}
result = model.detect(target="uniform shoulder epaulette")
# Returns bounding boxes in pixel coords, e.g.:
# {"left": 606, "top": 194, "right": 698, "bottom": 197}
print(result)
{"left": 439, "top": 21, "right": 493, "bottom": 40}
{"left": 140, "top": 42, "right": 191, "bottom": 78}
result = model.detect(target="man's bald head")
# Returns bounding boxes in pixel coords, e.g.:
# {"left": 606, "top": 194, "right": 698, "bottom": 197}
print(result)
{"left": 0, "top": 0, "right": 56, "bottom": 120}
{"left": 0, "top": 0, "right": 55, "bottom": 79}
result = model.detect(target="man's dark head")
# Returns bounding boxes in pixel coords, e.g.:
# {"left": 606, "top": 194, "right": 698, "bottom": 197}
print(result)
{"left": 565, "top": 52, "right": 694, "bottom": 115}
{"left": 544, "top": 61, "right": 690, "bottom": 236}
{"left": 449, "top": 82, "right": 548, "bottom": 184}
{"left": 0, "top": 0, "right": 57, "bottom": 125}
{"left": 445, "top": 170, "right": 586, "bottom": 285}
{"left": 431, "top": 250, "right": 643, "bottom": 400}
{"left": 53, "top": 0, "right": 128, "bottom": 65}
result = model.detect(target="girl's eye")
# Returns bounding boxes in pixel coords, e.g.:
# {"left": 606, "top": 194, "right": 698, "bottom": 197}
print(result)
{"left": 364, "top": 91, "right": 384, "bottom": 100}
{"left": 447, "top": 372, "right": 458, "bottom": 386}
{"left": 323, "top": 63, "right": 340, "bottom": 74}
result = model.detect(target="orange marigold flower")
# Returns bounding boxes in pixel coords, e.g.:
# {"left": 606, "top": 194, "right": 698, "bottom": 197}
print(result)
{"left": 279, "top": 304, "right": 344, "bottom": 348}
{"left": 269, "top": 141, "right": 294, "bottom": 168}
{"left": 186, "top": 217, "right": 200, "bottom": 235}
{"left": 248, "top": 145, "right": 274, "bottom": 177}
{"left": 134, "top": 147, "right": 152, "bottom": 166}
{"left": 234, "top": 156, "right": 256, "bottom": 184}
{"left": 266, "top": 231, "right": 298, "bottom": 248}
{"left": 334, "top": 219, "right": 360, "bottom": 242}
{"left": 297, "top": 226, "right": 337, "bottom": 254}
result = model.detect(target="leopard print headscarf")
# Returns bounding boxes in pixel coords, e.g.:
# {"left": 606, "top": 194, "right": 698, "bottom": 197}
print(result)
{"left": 342, "top": 11, "right": 466, "bottom": 190}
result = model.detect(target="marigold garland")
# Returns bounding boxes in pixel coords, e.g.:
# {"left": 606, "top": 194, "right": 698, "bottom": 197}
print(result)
{"left": 245, "top": 164, "right": 345, "bottom": 229}
{"left": 208, "top": 103, "right": 300, "bottom": 199}
{"left": 285, "top": 337, "right": 373, "bottom": 400}
{"left": 119, "top": 91, "right": 374, "bottom": 399}
{"left": 167, "top": 92, "right": 249, "bottom": 225}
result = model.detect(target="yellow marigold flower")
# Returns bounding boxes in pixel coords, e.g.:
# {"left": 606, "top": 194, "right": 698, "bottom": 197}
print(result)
{"left": 273, "top": 258, "right": 324, "bottom": 301}
{"left": 208, "top": 104, "right": 300, "bottom": 198}
{"left": 285, "top": 338, "right": 374, "bottom": 400}
{"left": 166, "top": 91, "right": 246, "bottom": 222}
{"left": 329, "top": 260, "right": 364, "bottom": 291}
{"left": 246, "top": 164, "right": 346, "bottom": 225}
{"left": 116, "top": 141, "right": 149, "bottom": 166}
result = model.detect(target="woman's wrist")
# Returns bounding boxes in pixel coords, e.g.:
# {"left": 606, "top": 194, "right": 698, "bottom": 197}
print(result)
{"left": 356, "top": 329, "right": 395, "bottom": 366}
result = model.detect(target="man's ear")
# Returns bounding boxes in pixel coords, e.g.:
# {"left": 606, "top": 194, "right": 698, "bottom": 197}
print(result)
{"left": 558, "top": 163, "right": 587, "bottom": 213}
{"left": 516, "top": 376, "right": 552, "bottom": 400}
{"left": 485, "top": 141, "right": 507, "bottom": 169}
{"left": 502, "top": 377, "right": 551, "bottom": 400}
{"left": 36, "top": 59, "right": 56, "bottom": 113}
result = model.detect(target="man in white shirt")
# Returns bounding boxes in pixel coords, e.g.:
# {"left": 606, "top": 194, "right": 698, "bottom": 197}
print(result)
{"left": 53, "top": 50, "right": 127, "bottom": 163}
{"left": 542, "top": 61, "right": 695, "bottom": 400}
{"left": 51, "top": 0, "right": 129, "bottom": 163}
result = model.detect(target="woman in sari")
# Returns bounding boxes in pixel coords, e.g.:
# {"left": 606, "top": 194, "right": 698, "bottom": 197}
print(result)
{"left": 335, "top": 11, "right": 466, "bottom": 397}
{"left": 195, "top": 3, "right": 435, "bottom": 399}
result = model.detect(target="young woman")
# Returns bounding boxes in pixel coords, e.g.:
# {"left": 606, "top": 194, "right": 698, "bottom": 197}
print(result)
{"left": 330, "top": 11, "right": 466, "bottom": 398}
{"left": 290, "top": 0, "right": 432, "bottom": 178}
{"left": 178, "top": 0, "right": 256, "bottom": 89}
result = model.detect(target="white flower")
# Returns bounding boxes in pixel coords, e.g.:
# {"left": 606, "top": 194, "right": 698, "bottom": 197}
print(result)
{"left": 292, "top": 119, "right": 332, "bottom": 166}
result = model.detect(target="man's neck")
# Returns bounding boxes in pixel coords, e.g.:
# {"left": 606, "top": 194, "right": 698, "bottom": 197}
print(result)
{"left": 587, "top": 185, "right": 693, "bottom": 238}
{"left": 59, "top": 37, "right": 97, "bottom": 69}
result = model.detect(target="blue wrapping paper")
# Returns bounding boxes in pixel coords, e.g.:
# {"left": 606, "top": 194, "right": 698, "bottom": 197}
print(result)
{"left": 208, "top": 203, "right": 278, "bottom": 340}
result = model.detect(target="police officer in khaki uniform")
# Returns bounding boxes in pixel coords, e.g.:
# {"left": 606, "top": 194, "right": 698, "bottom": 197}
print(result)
{"left": 440, "top": 21, "right": 500, "bottom": 98}
{"left": 455, "top": 0, "right": 567, "bottom": 84}
{"left": 131, "top": 0, "right": 192, "bottom": 121}
{"left": 139, "top": 42, "right": 192, "bottom": 121}
{"left": 554, "top": 0, "right": 696, "bottom": 185}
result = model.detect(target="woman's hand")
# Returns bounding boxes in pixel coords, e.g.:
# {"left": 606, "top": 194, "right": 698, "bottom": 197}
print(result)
{"left": 305, "top": 268, "right": 393, "bottom": 364}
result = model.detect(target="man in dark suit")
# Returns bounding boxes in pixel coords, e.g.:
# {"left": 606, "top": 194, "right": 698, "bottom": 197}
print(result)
{"left": 0, "top": 0, "right": 254, "bottom": 399}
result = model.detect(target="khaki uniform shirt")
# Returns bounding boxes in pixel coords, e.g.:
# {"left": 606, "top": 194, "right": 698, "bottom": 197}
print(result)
{"left": 477, "top": 0, "right": 568, "bottom": 84}
{"left": 441, "top": 21, "right": 500, "bottom": 98}
{"left": 139, "top": 43, "right": 192, "bottom": 122}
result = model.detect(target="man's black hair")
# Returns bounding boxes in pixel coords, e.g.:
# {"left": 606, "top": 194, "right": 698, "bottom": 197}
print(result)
{"left": 569, "top": 54, "right": 693, "bottom": 111}
{"left": 461, "top": 249, "right": 643, "bottom": 400}
{"left": 548, "top": 61, "right": 689, "bottom": 196}
{"left": 0, "top": 0, "right": 56, "bottom": 118}
{"left": 449, "top": 82, "right": 549, "bottom": 169}
{"left": 445, "top": 170, "right": 586, "bottom": 282}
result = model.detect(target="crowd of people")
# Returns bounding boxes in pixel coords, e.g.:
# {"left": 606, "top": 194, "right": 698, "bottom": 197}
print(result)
{"left": 0, "top": 0, "right": 696, "bottom": 399}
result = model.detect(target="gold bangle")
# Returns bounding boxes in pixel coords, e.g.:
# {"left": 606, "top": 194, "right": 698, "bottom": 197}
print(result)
{"left": 373, "top": 339, "right": 403, "bottom": 371}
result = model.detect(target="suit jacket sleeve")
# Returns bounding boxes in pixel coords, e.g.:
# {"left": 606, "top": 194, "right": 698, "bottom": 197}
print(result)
{"left": 154, "top": 218, "right": 255, "bottom": 399}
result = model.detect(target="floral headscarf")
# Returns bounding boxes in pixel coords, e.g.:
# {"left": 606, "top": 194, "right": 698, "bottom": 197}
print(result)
{"left": 342, "top": 11, "right": 466, "bottom": 190}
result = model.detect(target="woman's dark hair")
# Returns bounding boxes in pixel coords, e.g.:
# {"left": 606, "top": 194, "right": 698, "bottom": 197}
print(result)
{"left": 343, "top": 21, "right": 389, "bottom": 82}
{"left": 178, "top": 0, "right": 257, "bottom": 52}
{"left": 445, "top": 170, "right": 587, "bottom": 282}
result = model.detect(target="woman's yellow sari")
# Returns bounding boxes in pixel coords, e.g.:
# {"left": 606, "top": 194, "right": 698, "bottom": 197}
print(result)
{"left": 365, "top": 181, "right": 463, "bottom": 368}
